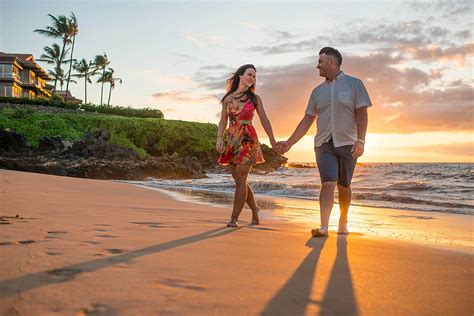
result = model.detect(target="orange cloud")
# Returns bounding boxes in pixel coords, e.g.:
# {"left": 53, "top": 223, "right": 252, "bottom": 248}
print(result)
{"left": 246, "top": 53, "right": 474, "bottom": 137}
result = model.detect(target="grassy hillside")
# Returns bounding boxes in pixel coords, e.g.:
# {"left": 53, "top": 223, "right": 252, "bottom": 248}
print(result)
{"left": 0, "top": 108, "right": 217, "bottom": 158}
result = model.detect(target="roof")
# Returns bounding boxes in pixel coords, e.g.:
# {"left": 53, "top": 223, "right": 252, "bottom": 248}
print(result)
{"left": 0, "top": 52, "right": 52, "bottom": 80}
{"left": 56, "top": 90, "right": 83, "bottom": 103}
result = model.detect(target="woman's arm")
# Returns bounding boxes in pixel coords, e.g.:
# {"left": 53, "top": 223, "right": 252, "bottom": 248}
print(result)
{"left": 216, "top": 103, "right": 228, "bottom": 153}
{"left": 255, "top": 95, "right": 277, "bottom": 148}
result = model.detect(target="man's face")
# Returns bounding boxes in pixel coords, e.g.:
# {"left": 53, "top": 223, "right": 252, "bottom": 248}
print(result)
{"left": 317, "top": 53, "right": 331, "bottom": 77}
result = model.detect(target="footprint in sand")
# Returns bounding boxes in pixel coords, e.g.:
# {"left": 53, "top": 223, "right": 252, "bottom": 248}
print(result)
{"left": 46, "top": 231, "right": 67, "bottom": 239}
{"left": 83, "top": 241, "right": 101, "bottom": 245}
{"left": 77, "top": 303, "right": 115, "bottom": 316}
{"left": 46, "top": 251, "right": 63, "bottom": 256}
{"left": 0, "top": 241, "right": 13, "bottom": 246}
{"left": 105, "top": 248, "right": 125, "bottom": 254}
{"left": 158, "top": 278, "right": 206, "bottom": 291}
{"left": 19, "top": 240, "right": 36, "bottom": 244}
{"left": 47, "top": 268, "right": 82, "bottom": 281}
{"left": 47, "top": 231, "right": 67, "bottom": 234}
{"left": 0, "top": 215, "right": 26, "bottom": 224}
{"left": 95, "top": 234, "right": 116, "bottom": 238}
{"left": 132, "top": 221, "right": 167, "bottom": 228}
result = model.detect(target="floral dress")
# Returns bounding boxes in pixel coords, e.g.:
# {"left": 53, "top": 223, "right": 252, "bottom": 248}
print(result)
{"left": 218, "top": 95, "right": 265, "bottom": 166}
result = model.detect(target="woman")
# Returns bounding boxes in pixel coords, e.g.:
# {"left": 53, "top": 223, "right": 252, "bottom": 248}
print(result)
{"left": 216, "top": 64, "right": 277, "bottom": 227}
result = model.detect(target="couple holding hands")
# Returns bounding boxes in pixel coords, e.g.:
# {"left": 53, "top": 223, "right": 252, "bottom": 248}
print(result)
{"left": 216, "top": 47, "right": 371, "bottom": 237}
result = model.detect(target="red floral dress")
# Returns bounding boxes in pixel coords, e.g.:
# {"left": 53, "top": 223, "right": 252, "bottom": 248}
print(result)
{"left": 218, "top": 96, "right": 265, "bottom": 166}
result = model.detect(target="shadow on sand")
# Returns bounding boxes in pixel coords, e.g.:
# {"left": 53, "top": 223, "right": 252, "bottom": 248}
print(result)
{"left": 0, "top": 227, "right": 237, "bottom": 298}
{"left": 261, "top": 235, "right": 358, "bottom": 315}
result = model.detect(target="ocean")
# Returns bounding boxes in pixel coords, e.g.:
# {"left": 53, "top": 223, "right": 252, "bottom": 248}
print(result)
{"left": 128, "top": 163, "right": 473, "bottom": 216}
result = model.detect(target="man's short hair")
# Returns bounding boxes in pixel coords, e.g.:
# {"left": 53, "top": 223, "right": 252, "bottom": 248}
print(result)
{"left": 319, "top": 47, "right": 342, "bottom": 66}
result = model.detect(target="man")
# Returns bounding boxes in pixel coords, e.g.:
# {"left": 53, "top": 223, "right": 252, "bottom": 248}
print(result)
{"left": 277, "top": 47, "right": 371, "bottom": 237}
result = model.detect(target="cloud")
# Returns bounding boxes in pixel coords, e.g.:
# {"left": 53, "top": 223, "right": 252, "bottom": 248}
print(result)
{"left": 250, "top": 36, "right": 331, "bottom": 55}
{"left": 249, "top": 15, "right": 470, "bottom": 56}
{"left": 182, "top": 34, "right": 223, "bottom": 47}
{"left": 397, "top": 42, "right": 474, "bottom": 65}
{"left": 416, "top": 142, "right": 474, "bottom": 156}
{"left": 192, "top": 52, "right": 473, "bottom": 137}
{"left": 341, "top": 54, "right": 474, "bottom": 133}
{"left": 199, "top": 64, "right": 229, "bottom": 71}
{"left": 409, "top": 0, "right": 473, "bottom": 19}
{"left": 152, "top": 91, "right": 218, "bottom": 104}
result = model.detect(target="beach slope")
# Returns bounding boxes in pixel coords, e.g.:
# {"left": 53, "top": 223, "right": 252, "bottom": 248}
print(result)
{"left": 0, "top": 170, "right": 472, "bottom": 315}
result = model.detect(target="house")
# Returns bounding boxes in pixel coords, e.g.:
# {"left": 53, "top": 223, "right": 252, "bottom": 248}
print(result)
{"left": 56, "top": 90, "right": 82, "bottom": 103}
{"left": 0, "top": 52, "right": 52, "bottom": 99}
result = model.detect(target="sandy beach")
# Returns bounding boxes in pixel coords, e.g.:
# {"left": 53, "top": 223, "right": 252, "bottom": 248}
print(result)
{"left": 0, "top": 170, "right": 473, "bottom": 315}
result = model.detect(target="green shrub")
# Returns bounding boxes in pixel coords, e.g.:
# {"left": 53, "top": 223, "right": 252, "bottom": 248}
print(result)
{"left": 0, "top": 111, "right": 216, "bottom": 157}
{"left": 0, "top": 96, "right": 164, "bottom": 119}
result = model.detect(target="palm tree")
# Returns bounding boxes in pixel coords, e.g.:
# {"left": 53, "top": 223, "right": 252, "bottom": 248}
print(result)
{"left": 37, "top": 44, "right": 70, "bottom": 91}
{"left": 97, "top": 68, "right": 122, "bottom": 106}
{"left": 34, "top": 14, "right": 71, "bottom": 92}
{"left": 48, "top": 68, "right": 66, "bottom": 91}
{"left": 94, "top": 53, "right": 110, "bottom": 105}
{"left": 72, "top": 58, "right": 96, "bottom": 104}
{"left": 65, "top": 12, "right": 78, "bottom": 94}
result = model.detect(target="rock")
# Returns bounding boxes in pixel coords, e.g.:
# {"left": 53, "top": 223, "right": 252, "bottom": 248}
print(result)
{"left": 0, "top": 155, "right": 205, "bottom": 180}
{"left": 253, "top": 144, "right": 288, "bottom": 173}
{"left": 66, "top": 129, "right": 139, "bottom": 161}
{"left": 37, "top": 136, "right": 65, "bottom": 153}
{"left": 0, "top": 128, "right": 206, "bottom": 180}
{"left": 0, "top": 129, "right": 30, "bottom": 154}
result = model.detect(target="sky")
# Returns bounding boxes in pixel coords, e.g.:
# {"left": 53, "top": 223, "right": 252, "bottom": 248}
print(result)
{"left": 1, "top": 0, "right": 473, "bottom": 162}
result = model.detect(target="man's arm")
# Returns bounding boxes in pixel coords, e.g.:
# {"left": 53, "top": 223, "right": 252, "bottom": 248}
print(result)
{"left": 351, "top": 106, "right": 368, "bottom": 158}
{"left": 278, "top": 114, "right": 315, "bottom": 153}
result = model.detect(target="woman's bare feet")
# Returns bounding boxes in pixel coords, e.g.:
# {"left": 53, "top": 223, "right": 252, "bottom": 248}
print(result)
{"left": 311, "top": 226, "right": 328, "bottom": 237}
{"left": 251, "top": 207, "right": 260, "bottom": 225}
{"left": 226, "top": 218, "right": 239, "bottom": 227}
{"left": 338, "top": 221, "right": 349, "bottom": 234}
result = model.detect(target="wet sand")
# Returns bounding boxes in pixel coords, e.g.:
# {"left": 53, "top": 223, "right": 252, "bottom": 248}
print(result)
{"left": 0, "top": 170, "right": 472, "bottom": 315}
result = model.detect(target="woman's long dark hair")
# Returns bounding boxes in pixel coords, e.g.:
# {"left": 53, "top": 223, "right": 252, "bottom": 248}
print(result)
{"left": 220, "top": 64, "right": 258, "bottom": 107}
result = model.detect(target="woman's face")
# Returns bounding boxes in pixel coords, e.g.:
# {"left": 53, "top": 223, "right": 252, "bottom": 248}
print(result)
{"left": 239, "top": 68, "right": 256, "bottom": 88}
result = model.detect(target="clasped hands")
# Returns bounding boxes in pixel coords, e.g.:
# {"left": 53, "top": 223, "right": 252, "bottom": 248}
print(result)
{"left": 272, "top": 140, "right": 291, "bottom": 155}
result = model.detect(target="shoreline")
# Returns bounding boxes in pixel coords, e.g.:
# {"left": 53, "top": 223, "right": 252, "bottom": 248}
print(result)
{"left": 126, "top": 182, "right": 474, "bottom": 254}
{"left": 1, "top": 170, "right": 472, "bottom": 315}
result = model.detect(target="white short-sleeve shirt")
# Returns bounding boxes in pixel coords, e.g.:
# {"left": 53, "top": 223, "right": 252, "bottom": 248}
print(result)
{"left": 305, "top": 71, "right": 372, "bottom": 148}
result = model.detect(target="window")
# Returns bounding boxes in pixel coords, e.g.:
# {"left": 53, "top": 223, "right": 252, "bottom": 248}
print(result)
{"left": 5, "top": 85, "right": 12, "bottom": 97}
{"left": 0, "top": 64, "right": 12, "bottom": 78}
{"left": 0, "top": 84, "right": 7, "bottom": 96}
{"left": 13, "top": 85, "right": 22, "bottom": 97}
{"left": 29, "top": 71, "right": 35, "bottom": 84}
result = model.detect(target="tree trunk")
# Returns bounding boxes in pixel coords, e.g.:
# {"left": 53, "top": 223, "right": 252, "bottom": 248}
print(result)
{"left": 65, "top": 34, "right": 76, "bottom": 94}
{"left": 107, "top": 84, "right": 112, "bottom": 106}
{"left": 100, "top": 68, "right": 105, "bottom": 105}
{"left": 84, "top": 77, "right": 88, "bottom": 104}
{"left": 57, "top": 40, "right": 68, "bottom": 94}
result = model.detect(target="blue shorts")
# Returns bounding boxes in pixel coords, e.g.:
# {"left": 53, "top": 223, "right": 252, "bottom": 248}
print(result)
{"left": 315, "top": 139, "right": 357, "bottom": 187}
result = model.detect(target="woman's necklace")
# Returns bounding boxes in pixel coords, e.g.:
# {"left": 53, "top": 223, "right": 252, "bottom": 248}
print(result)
{"left": 231, "top": 91, "right": 245, "bottom": 101}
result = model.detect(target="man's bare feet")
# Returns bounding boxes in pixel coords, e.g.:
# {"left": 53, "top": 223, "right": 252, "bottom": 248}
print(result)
{"left": 338, "top": 221, "right": 349, "bottom": 234}
{"left": 251, "top": 207, "right": 260, "bottom": 225}
{"left": 311, "top": 226, "right": 328, "bottom": 237}
{"left": 226, "top": 218, "right": 239, "bottom": 227}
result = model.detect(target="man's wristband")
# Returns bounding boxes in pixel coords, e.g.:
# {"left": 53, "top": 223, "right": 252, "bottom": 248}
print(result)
{"left": 356, "top": 139, "right": 365, "bottom": 145}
